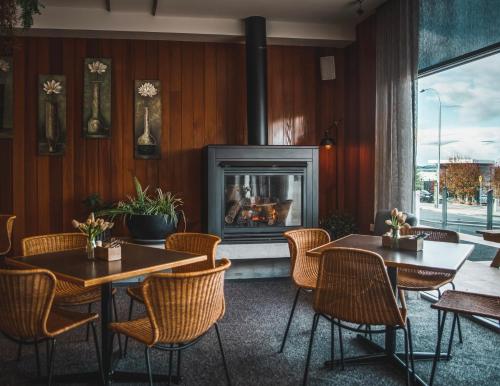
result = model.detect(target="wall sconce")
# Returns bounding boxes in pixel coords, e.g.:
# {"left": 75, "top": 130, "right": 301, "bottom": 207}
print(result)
{"left": 320, "top": 121, "right": 339, "bottom": 150}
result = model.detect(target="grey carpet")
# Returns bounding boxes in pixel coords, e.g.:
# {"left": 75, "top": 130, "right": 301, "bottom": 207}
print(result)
{"left": 0, "top": 279, "right": 499, "bottom": 386}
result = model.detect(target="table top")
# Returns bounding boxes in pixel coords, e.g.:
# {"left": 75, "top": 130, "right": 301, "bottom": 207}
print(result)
{"left": 307, "top": 234, "right": 474, "bottom": 274}
{"left": 5, "top": 243, "right": 207, "bottom": 287}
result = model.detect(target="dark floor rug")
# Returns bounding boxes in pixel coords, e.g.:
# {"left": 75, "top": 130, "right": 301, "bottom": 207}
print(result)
{"left": 0, "top": 279, "right": 498, "bottom": 385}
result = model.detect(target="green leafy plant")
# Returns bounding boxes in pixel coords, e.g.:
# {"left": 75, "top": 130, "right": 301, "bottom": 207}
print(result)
{"left": 99, "top": 177, "right": 183, "bottom": 225}
{"left": 320, "top": 211, "right": 358, "bottom": 240}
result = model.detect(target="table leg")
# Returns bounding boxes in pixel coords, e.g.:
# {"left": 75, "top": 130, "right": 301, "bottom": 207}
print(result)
{"left": 101, "top": 282, "right": 113, "bottom": 385}
{"left": 386, "top": 267, "right": 398, "bottom": 355}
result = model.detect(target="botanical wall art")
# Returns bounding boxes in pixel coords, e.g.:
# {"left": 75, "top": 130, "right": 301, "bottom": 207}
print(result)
{"left": 0, "top": 57, "right": 13, "bottom": 138}
{"left": 134, "top": 80, "right": 162, "bottom": 159}
{"left": 38, "top": 75, "right": 66, "bottom": 155}
{"left": 83, "top": 58, "right": 111, "bottom": 138}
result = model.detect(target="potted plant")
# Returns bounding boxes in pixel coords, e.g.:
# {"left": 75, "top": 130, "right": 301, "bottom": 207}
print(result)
{"left": 320, "top": 211, "right": 358, "bottom": 240}
{"left": 100, "top": 177, "right": 183, "bottom": 243}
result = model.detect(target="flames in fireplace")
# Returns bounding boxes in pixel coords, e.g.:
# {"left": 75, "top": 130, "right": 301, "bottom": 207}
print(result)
{"left": 224, "top": 180, "right": 296, "bottom": 227}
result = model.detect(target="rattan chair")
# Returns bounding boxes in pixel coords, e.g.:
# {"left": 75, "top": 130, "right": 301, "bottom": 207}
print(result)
{"left": 123, "top": 232, "right": 221, "bottom": 356}
{"left": 110, "top": 258, "right": 232, "bottom": 386}
{"left": 398, "top": 227, "right": 463, "bottom": 346}
{"left": 279, "top": 228, "right": 330, "bottom": 353}
{"left": 303, "top": 247, "right": 414, "bottom": 386}
{"left": 0, "top": 268, "right": 102, "bottom": 385}
{"left": 21, "top": 233, "right": 120, "bottom": 351}
{"left": 0, "top": 215, "right": 15, "bottom": 257}
{"left": 429, "top": 290, "right": 500, "bottom": 386}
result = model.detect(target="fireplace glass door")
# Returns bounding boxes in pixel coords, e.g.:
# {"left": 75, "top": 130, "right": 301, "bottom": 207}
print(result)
{"left": 223, "top": 170, "right": 303, "bottom": 231}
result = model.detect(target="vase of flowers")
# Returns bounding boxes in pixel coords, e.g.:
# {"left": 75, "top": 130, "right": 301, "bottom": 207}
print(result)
{"left": 72, "top": 213, "right": 114, "bottom": 260}
{"left": 42, "top": 79, "right": 62, "bottom": 153}
{"left": 87, "top": 60, "right": 107, "bottom": 134}
{"left": 385, "top": 208, "right": 410, "bottom": 249}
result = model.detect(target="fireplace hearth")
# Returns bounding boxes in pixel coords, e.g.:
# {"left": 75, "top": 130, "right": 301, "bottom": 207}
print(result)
{"left": 206, "top": 145, "right": 319, "bottom": 243}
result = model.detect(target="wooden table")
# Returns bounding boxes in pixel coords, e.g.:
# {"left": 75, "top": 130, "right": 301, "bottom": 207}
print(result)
{"left": 307, "top": 234, "right": 474, "bottom": 386}
{"left": 6, "top": 242, "right": 207, "bottom": 385}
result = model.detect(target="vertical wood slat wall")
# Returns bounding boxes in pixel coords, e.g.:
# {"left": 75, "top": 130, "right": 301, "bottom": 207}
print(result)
{"left": 0, "top": 19, "right": 376, "bottom": 254}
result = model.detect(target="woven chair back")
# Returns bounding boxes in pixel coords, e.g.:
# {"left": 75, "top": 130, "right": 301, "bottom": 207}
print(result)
{"left": 284, "top": 228, "right": 330, "bottom": 288}
{"left": 0, "top": 269, "right": 55, "bottom": 339}
{"left": 314, "top": 248, "right": 405, "bottom": 327}
{"left": 402, "top": 227, "right": 459, "bottom": 243}
{"left": 166, "top": 232, "right": 221, "bottom": 273}
{"left": 22, "top": 233, "right": 87, "bottom": 256}
{"left": 142, "top": 258, "right": 231, "bottom": 344}
{"left": 0, "top": 215, "right": 15, "bottom": 255}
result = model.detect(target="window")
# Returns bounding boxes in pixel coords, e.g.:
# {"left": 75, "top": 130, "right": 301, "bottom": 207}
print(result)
{"left": 415, "top": 52, "right": 500, "bottom": 235}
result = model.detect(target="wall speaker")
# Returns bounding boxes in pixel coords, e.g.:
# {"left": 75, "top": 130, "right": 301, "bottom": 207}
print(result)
{"left": 320, "top": 56, "right": 336, "bottom": 80}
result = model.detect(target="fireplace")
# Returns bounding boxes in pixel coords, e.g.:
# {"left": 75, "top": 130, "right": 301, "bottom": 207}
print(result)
{"left": 206, "top": 145, "right": 319, "bottom": 243}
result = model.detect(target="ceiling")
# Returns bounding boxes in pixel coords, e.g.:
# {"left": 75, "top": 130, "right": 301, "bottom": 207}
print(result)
{"left": 43, "top": 0, "right": 385, "bottom": 24}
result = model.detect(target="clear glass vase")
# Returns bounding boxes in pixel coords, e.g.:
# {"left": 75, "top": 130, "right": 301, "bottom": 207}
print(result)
{"left": 391, "top": 228, "right": 400, "bottom": 249}
{"left": 86, "top": 238, "right": 97, "bottom": 260}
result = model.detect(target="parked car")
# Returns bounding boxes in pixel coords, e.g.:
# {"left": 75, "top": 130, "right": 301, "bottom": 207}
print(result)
{"left": 419, "top": 190, "right": 433, "bottom": 203}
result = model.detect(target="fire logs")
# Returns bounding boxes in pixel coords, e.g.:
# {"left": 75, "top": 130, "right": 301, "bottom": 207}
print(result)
{"left": 225, "top": 201, "right": 242, "bottom": 224}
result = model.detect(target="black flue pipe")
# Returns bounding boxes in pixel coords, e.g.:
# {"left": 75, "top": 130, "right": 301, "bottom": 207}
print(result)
{"left": 245, "top": 16, "right": 268, "bottom": 145}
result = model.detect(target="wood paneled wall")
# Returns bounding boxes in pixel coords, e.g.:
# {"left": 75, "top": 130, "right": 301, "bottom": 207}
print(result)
{"left": 0, "top": 37, "right": 360, "bottom": 254}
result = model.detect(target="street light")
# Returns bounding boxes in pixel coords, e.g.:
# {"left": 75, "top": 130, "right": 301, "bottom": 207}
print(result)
{"left": 420, "top": 88, "right": 442, "bottom": 208}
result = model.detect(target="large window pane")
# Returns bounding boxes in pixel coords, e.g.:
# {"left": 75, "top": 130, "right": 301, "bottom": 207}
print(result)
{"left": 416, "top": 53, "right": 500, "bottom": 236}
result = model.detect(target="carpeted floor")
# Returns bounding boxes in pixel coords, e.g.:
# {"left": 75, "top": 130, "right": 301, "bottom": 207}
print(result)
{"left": 0, "top": 278, "right": 499, "bottom": 386}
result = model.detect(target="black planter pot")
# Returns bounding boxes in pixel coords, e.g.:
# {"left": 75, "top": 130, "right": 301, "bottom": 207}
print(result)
{"left": 126, "top": 214, "right": 176, "bottom": 244}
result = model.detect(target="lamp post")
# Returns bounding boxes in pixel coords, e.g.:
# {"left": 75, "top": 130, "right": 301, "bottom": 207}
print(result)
{"left": 420, "top": 88, "right": 442, "bottom": 208}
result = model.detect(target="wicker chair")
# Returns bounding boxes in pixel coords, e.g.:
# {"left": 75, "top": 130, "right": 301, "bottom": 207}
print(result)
{"left": 123, "top": 232, "right": 221, "bottom": 356}
{"left": 303, "top": 248, "right": 414, "bottom": 386}
{"left": 429, "top": 290, "right": 500, "bottom": 386}
{"left": 398, "top": 227, "right": 463, "bottom": 346}
{"left": 0, "top": 215, "right": 15, "bottom": 257}
{"left": 0, "top": 268, "right": 102, "bottom": 385}
{"left": 21, "top": 233, "right": 120, "bottom": 352}
{"left": 279, "top": 228, "right": 330, "bottom": 353}
{"left": 110, "top": 258, "right": 232, "bottom": 386}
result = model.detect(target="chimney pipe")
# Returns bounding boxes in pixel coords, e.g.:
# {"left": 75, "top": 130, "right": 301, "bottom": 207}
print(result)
{"left": 245, "top": 16, "right": 268, "bottom": 145}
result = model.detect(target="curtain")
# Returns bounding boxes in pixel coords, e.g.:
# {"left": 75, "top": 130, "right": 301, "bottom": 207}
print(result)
{"left": 419, "top": 0, "right": 500, "bottom": 73}
{"left": 374, "top": 0, "right": 418, "bottom": 214}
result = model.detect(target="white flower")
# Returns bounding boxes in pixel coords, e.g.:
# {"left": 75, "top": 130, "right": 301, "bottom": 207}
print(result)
{"left": 43, "top": 80, "right": 62, "bottom": 95}
{"left": 138, "top": 82, "right": 158, "bottom": 98}
{"left": 0, "top": 59, "right": 9, "bottom": 73}
{"left": 88, "top": 61, "right": 107, "bottom": 74}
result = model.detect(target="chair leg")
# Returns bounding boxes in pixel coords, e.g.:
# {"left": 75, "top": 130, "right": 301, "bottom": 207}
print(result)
{"left": 437, "top": 289, "right": 442, "bottom": 334}
{"left": 123, "top": 298, "right": 134, "bottom": 357}
{"left": 168, "top": 350, "right": 173, "bottom": 386}
{"left": 330, "top": 319, "right": 335, "bottom": 366}
{"left": 176, "top": 350, "right": 182, "bottom": 379}
{"left": 90, "top": 322, "right": 105, "bottom": 386}
{"left": 338, "top": 320, "right": 345, "bottom": 371}
{"left": 407, "top": 318, "right": 416, "bottom": 384}
{"left": 279, "top": 288, "right": 301, "bottom": 353}
{"left": 446, "top": 313, "right": 458, "bottom": 360}
{"left": 302, "top": 313, "right": 320, "bottom": 386}
{"left": 34, "top": 338, "right": 41, "bottom": 377}
{"left": 112, "top": 295, "right": 123, "bottom": 357}
{"left": 215, "top": 323, "right": 231, "bottom": 386}
{"left": 451, "top": 282, "right": 463, "bottom": 344}
{"left": 85, "top": 303, "right": 92, "bottom": 341}
{"left": 16, "top": 341, "right": 22, "bottom": 361}
{"left": 430, "top": 311, "right": 448, "bottom": 386}
{"left": 47, "top": 339, "right": 57, "bottom": 386}
{"left": 403, "top": 328, "right": 410, "bottom": 386}
{"left": 145, "top": 347, "right": 153, "bottom": 386}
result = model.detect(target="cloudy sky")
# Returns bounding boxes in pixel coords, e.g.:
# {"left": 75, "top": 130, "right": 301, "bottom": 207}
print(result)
{"left": 417, "top": 52, "right": 500, "bottom": 166}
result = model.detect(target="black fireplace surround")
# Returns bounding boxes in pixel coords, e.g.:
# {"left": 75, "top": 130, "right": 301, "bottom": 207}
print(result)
{"left": 206, "top": 145, "right": 319, "bottom": 243}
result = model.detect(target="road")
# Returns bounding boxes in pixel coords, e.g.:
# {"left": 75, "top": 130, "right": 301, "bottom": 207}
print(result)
{"left": 417, "top": 203, "right": 499, "bottom": 261}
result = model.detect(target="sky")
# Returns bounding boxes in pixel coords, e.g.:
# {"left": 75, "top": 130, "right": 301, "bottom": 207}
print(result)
{"left": 417, "top": 52, "right": 500, "bottom": 166}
